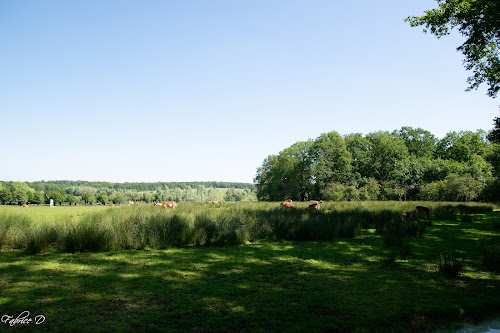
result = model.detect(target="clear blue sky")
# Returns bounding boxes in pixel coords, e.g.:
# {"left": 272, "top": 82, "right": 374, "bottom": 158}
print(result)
{"left": 1, "top": 0, "right": 498, "bottom": 184}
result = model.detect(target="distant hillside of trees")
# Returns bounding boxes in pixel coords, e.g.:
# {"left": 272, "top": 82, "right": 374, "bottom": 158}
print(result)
{"left": 26, "top": 181, "right": 254, "bottom": 192}
{"left": 255, "top": 127, "right": 500, "bottom": 202}
{"left": 0, "top": 181, "right": 256, "bottom": 206}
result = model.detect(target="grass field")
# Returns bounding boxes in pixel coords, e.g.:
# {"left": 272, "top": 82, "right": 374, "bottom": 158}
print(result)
{"left": 0, "top": 202, "right": 499, "bottom": 332}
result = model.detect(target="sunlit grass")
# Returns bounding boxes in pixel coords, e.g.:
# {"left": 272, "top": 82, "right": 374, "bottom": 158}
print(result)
{"left": 0, "top": 201, "right": 498, "bottom": 331}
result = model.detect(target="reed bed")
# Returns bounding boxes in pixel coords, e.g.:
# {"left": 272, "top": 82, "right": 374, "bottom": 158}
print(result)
{"left": 0, "top": 201, "right": 495, "bottom": 254}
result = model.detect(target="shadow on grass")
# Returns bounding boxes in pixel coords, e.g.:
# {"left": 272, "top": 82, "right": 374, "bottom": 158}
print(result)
{"left": 0, "top": 235, "right": 499, "bottom": 332}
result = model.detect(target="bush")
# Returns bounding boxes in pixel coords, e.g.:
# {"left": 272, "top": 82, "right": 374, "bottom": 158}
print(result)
{"left": 437, "top": 251, "right": 464, "bottom": 278}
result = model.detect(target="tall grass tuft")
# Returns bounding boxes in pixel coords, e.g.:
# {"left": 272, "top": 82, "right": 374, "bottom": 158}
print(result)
{"left": 482, "top": 244, "right": 500, "bottom": 271}
{"left": 434, "top": 205, "right": 459, "bottom": 221}
{"left": 24, "top": 225, "right": 60, "bottom": 255}
{"left": 437, "top": 251, "right": 464, "bottom": 278}
{"left": 62, "top": 220, "right": 114, "bottom": 253}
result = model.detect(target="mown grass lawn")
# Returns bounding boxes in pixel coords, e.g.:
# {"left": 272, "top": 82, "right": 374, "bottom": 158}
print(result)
{"left": 0, "top": 208, "right": 498, "bottom": 332}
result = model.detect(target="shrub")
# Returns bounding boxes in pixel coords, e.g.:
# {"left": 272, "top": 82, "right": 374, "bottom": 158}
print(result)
{"left": 437, "top": 251, "right": 464, "bottom": 278}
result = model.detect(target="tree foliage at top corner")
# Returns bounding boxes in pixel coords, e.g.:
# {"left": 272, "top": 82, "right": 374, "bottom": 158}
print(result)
{"left": 406, "top": 0, "right": 500, "bottom": 98}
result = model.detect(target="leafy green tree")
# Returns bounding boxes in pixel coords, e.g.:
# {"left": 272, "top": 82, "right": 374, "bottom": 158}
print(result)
{"left": 366, "top": 132, "right": 408, "bottom": 181}
{"left": 419, "top": 180, "right": 448, "bottom": 201}
{"left": 488, "top": 116, "right": 500, "bottom": 143}
{"left": 486, "top": 143, "right": 500, "bottom": 177}
{"left": 96, "top": 192, "right": 109, "bottom": 205}
{"left": 394, "top": 157, "right": 425, "bottom": 200}
{"left": 358, "top": 178, "right": 381, "bottom": 200}
{"left": 29, "top": 191, "right": 45, "bottom": 205}
{"left": 320, "top": 182, "right": 346, "bottom": 201}
{"left": 48, "top": 192, "right": 65, "bottom": 205}
{"left": 406, "top": 0, "right": 500, "bottom": 98}
{"left": 255, "top": 155, "right": 280, "bottom": 201}
{"left": 344, "top": 133, "right": 373, "bottom": 180}
{"left": 9, "top": 182, "right": 31, "bottom": 205}
{"left": 444, "top": 173, "right": 482, "bottom": 201}
{"left": 0, "top": 188, "right": 13, "bottom": 204}
{"left": 81, "top": 192, "right": 96, "bottom": 205}
{"left": 225, "top": 188, "right": 246, "bottom": 202}
{"left": 395, "top": 127, "right": 437, "bottom": 159}
{"left": 65, "top": 194, "right": 80, "bottom": 205}
{"left": 111, "top": 193, "right": 125, "bottom": 204}
{"left": 436, "top": 130, "right": 489, "bottom": 162}
{"left": 311, "top": 131, "right": 352, "bottom": 197}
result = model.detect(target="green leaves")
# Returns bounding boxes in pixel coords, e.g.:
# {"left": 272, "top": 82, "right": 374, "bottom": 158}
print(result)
{"left": 406, "top": 0, "right": 500, "bottom": 97}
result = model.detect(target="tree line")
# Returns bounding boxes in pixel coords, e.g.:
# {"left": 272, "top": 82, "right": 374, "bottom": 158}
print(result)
{"left": 254, "top": 126, "right": 500, "bottom": 202}
{"left": 0, "top": 181, "right": 256, "bottom": 206}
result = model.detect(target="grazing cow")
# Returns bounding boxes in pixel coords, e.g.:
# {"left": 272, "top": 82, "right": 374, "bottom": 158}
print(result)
{"left": 212, "top": 201, "right": 219, "bottom": 204}
{"left": 280, "top": 201, "right": 296, "bottom": 208}
{"left": 22, "top": 204, "right": 30, "bottom": 207}
{"left": 162, "top": 201, "right": 177, "bottom": 209}
{"left": 206, "top": 201, "right": 213, "bottom": 204}
{"left": 109, "top": 203, "right": 115, "bottom": 207}
{"left": 128, "top": 201, "right": 135, "bottom": 205}
{"left": 309, "top": 200, "right": 323, "bottom": 204}
{"left": 153, "top": 202, "right": 162, "bottom": 206}
{"left": 415, "top": 206, "right": 430, "bottom": 219}
{"left": 306, "top": 203, "right": 320, "bottom": 211}
{"left": 400, "top": 212, "right": 420, "bottom": 223}
{"left": 284, "top": 199, "right": 293, "bottom": 203}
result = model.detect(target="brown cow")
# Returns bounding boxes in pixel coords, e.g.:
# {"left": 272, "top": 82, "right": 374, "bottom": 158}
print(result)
{"left": 162, "top": 201, "right": 177, "bottom": 209}
{"left": 309, "top": 200, "right": 323, "bottom": 204}
{"left": 280, "top": 201, "right": 296, "bottom": 208}
{"left": 415, "top": 206, "right": 430, "bottom": 219}
{"left": 306, "top": 203, "right": 320, "bottom": 211}
{"left": 22, "top": 204, "right": 30, "bottom": 208}
{"left": 284, "top": 199, "right": 292, "bottom": 203}
{"left": 153, "top": 202, "right": 163, "bottom": 206}
{"left": 206, "top": 201, "right": 213, "bottom": 204}
{"left": 400, "top": 212, "right": 420, "bottom": 223}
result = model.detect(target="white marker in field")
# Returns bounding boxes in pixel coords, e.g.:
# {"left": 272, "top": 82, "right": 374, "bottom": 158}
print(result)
{"left": 50, "top": 199, "right": 54, "bottom": 207}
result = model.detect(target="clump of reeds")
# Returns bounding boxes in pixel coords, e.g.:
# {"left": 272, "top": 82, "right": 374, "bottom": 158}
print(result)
{"left": 437, "top": 251, "right": 464, "bottom": 278}
{"left": 482, "top": 243, "right": 500, "bottom": 271}
{"left": 24, "top": 225, "right": 60, "bottom": 255}
{"left": 434, "top": 206, "right": 459, "bottom": 221}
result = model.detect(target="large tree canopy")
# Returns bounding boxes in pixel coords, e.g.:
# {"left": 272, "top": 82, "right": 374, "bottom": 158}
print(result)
{"left": 255, "top": 127, "right": 496, "bottom": 202}
{"left": 406, "top": 0, "right": 500, "bottom": 98}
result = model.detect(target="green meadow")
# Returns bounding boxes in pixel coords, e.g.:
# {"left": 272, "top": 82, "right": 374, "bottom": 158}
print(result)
{"left": 0, "top": 202, "right": 499, "bottom": 332}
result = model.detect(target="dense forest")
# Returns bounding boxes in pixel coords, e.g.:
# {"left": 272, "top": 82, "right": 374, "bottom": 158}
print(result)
{"left": 254, "top": 126, "right": 500, "bottom": 202}
{"left": 0, "top": 181, "right": 256, "bottom": 205}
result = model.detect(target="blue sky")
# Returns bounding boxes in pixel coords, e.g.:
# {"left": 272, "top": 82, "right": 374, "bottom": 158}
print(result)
{"left": 1, "top": 0, "right": 498, "bottom": 184}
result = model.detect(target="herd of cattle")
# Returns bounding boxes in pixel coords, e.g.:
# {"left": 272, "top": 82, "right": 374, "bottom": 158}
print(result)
{"left": 280, "top": 200, "right": 431, "bottom": 222}
{"left": 20, "top": 199, "right": 432, "bottom": 222}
